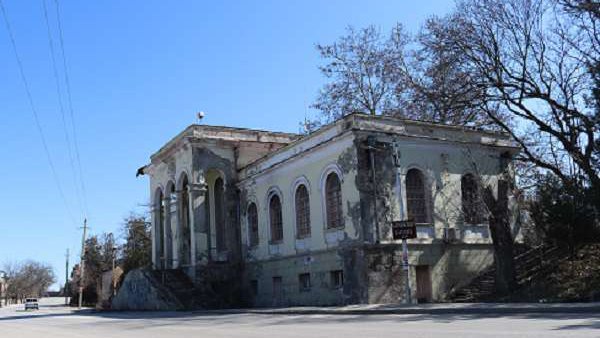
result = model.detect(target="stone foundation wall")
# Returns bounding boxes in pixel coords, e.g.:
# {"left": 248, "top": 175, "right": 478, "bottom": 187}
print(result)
{"left": 244, "top": 249, "right": 350, "bottom": 307}
{"left": 365, "top": 243, "right": 494, "bottom": 303}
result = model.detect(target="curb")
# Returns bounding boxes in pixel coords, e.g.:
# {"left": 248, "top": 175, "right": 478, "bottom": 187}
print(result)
{"left": 195, "top": 304, "right": 600, "bottom": 316}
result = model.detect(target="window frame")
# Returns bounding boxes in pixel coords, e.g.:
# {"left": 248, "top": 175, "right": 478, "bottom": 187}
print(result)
{"left": 294, "top": 184, "right": 311, "bottom": 239}
{"left": 268, "top": 193, "right": 284, "bottom": 243}
{"left": 247, "top": 202, "right": 259, "bottom": 247}
{"left": 324, "top": 172, "right": 344, "bottom": 229}
{"left": 405, "top": 168, "right": 429, "bottom": 224}
{"left": 461, "top": 173, "right": 484, "bottom": 225}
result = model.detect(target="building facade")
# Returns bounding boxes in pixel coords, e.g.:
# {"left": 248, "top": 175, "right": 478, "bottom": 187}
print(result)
{"left": 0, "top": 275, "right": 6, "bottom": 306}
{"left": 140, "top": 113, "right": 519, "bottom": 306}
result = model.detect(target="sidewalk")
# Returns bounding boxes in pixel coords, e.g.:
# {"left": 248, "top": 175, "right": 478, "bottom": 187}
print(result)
{"left": 201, "top": 302, "right": 600, "bottom": 316}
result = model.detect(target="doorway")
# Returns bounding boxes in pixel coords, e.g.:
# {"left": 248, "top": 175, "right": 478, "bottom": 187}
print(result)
{"left": 415, "top": 265, "right": 432, "bottom": 303}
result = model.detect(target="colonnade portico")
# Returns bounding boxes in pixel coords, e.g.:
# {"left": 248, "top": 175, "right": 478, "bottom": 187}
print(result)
{"left": 153, "top": 169, "right": 216, "bottom": 279}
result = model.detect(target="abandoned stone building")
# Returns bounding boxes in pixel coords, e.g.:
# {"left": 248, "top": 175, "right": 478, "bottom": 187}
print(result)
{"left": 138, "top": 113, "right": 519, "bottom": 307}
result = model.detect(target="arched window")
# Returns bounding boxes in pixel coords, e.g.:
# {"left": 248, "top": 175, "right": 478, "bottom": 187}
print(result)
{"left": 214, "top": 177, "right": 226, "bottom": 251}
{"left": 406, "top": 169, "right": 428, "bottom": 224}
{"left": 269, "top": 194, "right": 283, "bottom": 242}
{"left": 461, "top": 173, "right": 483, "bottom": 224}
{"left": 295, "top": 185, "right": 311, "bottom": 238}
{"left": 325, "top": 173, "right": 343, "bottom": 229}
{"left": 247, "top": 202, "right": 259, "bottom": 247}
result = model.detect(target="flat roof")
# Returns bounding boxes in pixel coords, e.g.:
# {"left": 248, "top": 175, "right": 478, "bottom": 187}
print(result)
{"left": 149, "top": 124, "right": 299, "bottom": 161}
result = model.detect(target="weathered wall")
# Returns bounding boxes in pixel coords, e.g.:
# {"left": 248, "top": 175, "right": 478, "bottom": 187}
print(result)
{"left": 239, "top": 132, "right": 361, "bottom": 261}
{"left": 143, "top": 115, "right": 519, "bottom": 307}
{"left": 354, "top": 129, "right": 509, "bottom": 303}
{"left": 191, "top": 145, "right": 238, "bottom": 263}
{"left": 245, "top": 249, "right": 347, "bottom": 307}
{"left": 147, "top": 126, "right": 296, "bottom": 273}
{"left": 149, "top": 143, "right": 193, "bottom": 269}
{"left": 354, "top": 130, "right": 512, "bottom": 243}
{"left": 364, "top": 244, "right": 494, "bottom": 303}
{"left": 239, "top": 130, "right": 368, "bottom": 306}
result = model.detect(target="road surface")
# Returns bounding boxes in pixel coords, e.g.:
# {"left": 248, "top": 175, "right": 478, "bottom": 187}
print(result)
{"left": 0, "top": 298, "right": 597, "bottom": 337}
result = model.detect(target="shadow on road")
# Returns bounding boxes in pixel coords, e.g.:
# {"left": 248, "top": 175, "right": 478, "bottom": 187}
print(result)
{"left": 0, "top": 305, "right": 598, "bottom": 332}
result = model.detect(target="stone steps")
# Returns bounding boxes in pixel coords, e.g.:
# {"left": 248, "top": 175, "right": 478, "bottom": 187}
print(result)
{"left": 450, "top": 244, "right": 571, "bottom": 302}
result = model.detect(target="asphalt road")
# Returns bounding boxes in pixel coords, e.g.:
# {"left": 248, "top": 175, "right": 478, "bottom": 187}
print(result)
{"left": 0, "top": 298, "right": 598, "bottom": 338}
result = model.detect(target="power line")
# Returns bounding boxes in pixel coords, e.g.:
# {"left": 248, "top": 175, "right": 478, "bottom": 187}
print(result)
{"left": 54, "top": 0, "right": 89, "bottom": 218}
{"left": 42, "top": 0, "right": 84, "bottom": 220}
{"left": 0, "top": 0, "right": 77, "bottom": 226}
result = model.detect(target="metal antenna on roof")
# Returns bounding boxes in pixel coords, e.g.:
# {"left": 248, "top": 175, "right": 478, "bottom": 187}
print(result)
{"left": 196, "top": 111, "right": 205, "bottom": 124}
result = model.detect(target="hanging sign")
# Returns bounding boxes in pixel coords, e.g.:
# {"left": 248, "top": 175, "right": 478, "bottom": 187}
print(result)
{"left": 392, "top": 220, "right": 417, "bottom": 240}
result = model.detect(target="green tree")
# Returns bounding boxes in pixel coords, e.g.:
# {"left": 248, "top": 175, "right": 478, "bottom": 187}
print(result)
{"left": 121, "top": 214, "right": 151, "bottom": 274}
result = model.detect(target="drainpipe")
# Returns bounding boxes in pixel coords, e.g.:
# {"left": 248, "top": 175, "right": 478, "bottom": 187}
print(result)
{"left": 367, "top": 136, "right": 380, "bottom": 244}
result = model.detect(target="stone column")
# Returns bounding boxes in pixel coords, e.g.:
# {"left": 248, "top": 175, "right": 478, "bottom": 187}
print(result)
{"left": 149, "top": 205, "right": 157, "bottom": 269}
{"left": 168, "top": 192, "right": 178, "bottom": 269}
{"left": 174, "top": 189, "right": 185, "bottom": 267}
{"left": 161, "top": 196, "right": 171, "bottom": 270}
{"left": 188, "top": 176, "right": 207, "bottom": 278}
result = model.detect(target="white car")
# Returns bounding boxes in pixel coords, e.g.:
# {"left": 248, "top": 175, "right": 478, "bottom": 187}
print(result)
{"left": 24, "top": 298, "right": 39, "bottom": 310}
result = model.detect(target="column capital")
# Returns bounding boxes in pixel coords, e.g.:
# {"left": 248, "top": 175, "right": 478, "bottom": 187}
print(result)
{"left": 188, "top": 183, "right": 207, "bottom": 194}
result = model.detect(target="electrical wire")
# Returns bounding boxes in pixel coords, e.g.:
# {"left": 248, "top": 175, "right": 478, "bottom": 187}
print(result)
{"left": 0, "top": 0, "right": 77, "bottom": 226}
{"left": 53, "top": 0, "right": 89, "bottom": 219}
{"left": 42, "top": 0, "right": 84, "bottom": 221}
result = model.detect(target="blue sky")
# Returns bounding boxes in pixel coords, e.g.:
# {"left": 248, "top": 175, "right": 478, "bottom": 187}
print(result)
{"left": 0, "top": 0, "right": 454, "bottom": 289}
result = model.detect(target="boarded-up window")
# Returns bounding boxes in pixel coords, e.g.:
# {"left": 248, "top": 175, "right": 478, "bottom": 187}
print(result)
{"left": 295, "top": 185, "right": 311, "bottom": 238}
{"left": 247, "top": 202, "right": 259, "bottom": 247}
{"left": 299, "top": 273, "right": 311, "bottom": 292}
{"left": 406, "top": 169, "right": 428, "bottom": 224}
{"left": 461, "top": 173, "right": 483, "bottom": 224}
{"left": 325, "top": 173, "right": 344, "bottom": 229}
{"left": 269, "top": 194, "right": 283, "bottom": 242}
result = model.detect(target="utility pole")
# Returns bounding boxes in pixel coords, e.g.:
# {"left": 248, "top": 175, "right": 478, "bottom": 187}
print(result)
{"left": 65, "top": 249, "right": 69, "bottom": 306}
{"left": 391, "top": 140, "right": 413, "bottom": 304}
{"left": 402, "top": 238, "right": 412, "bottom": 304}
{"left": 112, "top": 246, "right": 117, "bottom": 297}
{"left": 78, "top": 219, "right": 87, "bottom": 309}
{"left": 109, "top": 231, "right": 117, "bottom": 298}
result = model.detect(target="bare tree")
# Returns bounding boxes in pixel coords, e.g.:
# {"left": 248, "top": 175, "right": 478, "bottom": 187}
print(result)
{"left": 311, "top": 24, "right": 408, "bottom": 127}
{"left": 310, "top": 22, "right": 509, "bottom": 131}
{"left": 442, "top": 0, "right": 599, "bottom": 200}
{"left": 3, "top": 261, "right": 55, "bottom": 303}
{"left": 402, "top": 16, "right": 502, "bottom": 127}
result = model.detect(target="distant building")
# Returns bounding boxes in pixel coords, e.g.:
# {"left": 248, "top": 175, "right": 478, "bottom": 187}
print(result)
{"left": 97, "top": 267, "right": 123, "bottom": 309}
{"left": 0, "top": 274, "right": 7, "bottom": 306}
{"left": 139, "top": 113, "right": 519, "bottom": 306}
